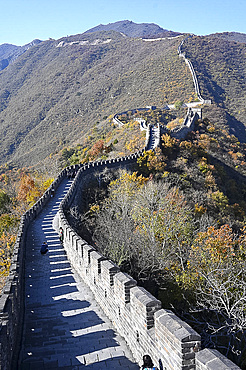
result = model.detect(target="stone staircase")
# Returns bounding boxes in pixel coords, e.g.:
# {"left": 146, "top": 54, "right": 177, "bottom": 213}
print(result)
{"left": 18, "top": 179, "right": 139, "bottom": 370}
{"left": 145, "top": 124, "right": 160, "bottom": 150}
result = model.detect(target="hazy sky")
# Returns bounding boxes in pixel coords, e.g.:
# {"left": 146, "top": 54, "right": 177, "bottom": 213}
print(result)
{"left": 1, "top": 0, "right": 245, "bottom": 45}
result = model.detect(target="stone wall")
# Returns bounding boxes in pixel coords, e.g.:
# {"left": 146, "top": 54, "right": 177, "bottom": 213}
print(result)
{"left": 196, "top": 349, "right": 240, "bottom": 370}
{"left": 178, "top": 37, "right": 211, "bottom": 105}
{"left": 169, "top": 107, "right": 202, "bottom": 140}
{"left": 145, "top": 123, "right": 161, "bottom": 150}
{"left": 114, "top": 105, "right": 202, "bottom": 146}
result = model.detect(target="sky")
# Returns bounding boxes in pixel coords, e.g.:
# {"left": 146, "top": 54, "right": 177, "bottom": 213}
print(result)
{"left": 1, "top": 0, "right": 245, "bottom": 46}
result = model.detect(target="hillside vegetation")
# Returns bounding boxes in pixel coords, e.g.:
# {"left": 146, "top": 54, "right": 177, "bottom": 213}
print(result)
{"left": 182, "top": 35, "right": 246, "bottom": 141}
{"left": 0, "top": 166, "right": 53, "bottom": 290}
{"left": 1, "top": 27, "right": 246, "bottom": 171}
{"left": 68, "top": 106, "right": 246, "bottom": 368}
{"left": 0, "top": 31, "right": 193, "bottom": 169}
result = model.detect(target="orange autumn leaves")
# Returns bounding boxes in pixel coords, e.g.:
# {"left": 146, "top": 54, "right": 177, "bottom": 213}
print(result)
{"left": 17, "top": 173, "right": 54, "bottom": 210}
{"left": 0, "top": 171, "right": 54, "bottom": 289}
{"left": 178, "top": 224, "right": 246, "bottom": 289}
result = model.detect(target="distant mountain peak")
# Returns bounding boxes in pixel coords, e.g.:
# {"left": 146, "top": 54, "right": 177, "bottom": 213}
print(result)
{"left": 85, "top": 20, "right": 180, "bottom": 38}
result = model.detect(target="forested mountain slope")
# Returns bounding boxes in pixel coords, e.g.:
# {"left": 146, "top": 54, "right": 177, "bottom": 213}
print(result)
{"left": 208, "top": 31, "right": 246, "bottom": 43}
{"left": 182, "top": 35, "right": 246, "bottom": 141}
{"left": 0, "top": 39, "right": 42, "bottom": 71}
{"left": 0, "top": 31, "right": 193, "bottom": 168}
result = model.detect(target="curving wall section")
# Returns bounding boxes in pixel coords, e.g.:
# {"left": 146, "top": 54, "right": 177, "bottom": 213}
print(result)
{"left": 114, "top": 105, "right": 201, "bottom": 145}
{"left": 145, "top": 123, "right": 161, "bottom": 150}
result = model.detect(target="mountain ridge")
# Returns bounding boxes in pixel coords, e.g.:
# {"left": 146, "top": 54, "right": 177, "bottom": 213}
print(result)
{"left": 85, "top": 20, "right": 181, "bottom": 38}
{"left": 208, "top": 31, "right": 246, "bottom": 43}
{"left": 0, "top": 39, "right": 42, "bottom": 71}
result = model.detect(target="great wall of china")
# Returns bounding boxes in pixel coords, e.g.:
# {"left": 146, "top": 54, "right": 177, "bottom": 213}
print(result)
{"left": 0, "top": 37, "right": 240, "bottom": 369}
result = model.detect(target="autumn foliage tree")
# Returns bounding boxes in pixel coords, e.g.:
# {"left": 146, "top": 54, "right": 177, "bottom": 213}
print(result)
{"left": 88, "top": 140, "right": 111, "bottom": 160}
{"left": 137, "top": 149, "right": 167, "bottom": 176}
{"left": 177, "top": 225, "right": 246, "bottom": 364}
{"left": 0, "top": 232, "right": 15, "bottom": 286}
{"left": 88, "top": 171, "right": 148, "bottom": 268}
{"left": 0, "top": 170, "right": 54, "bottom": 291}
{"left": 86, "top": 171, "right": 193, "bottom": 281}
{"left": 17, "top": 173, "right": 41, "bottom": 208}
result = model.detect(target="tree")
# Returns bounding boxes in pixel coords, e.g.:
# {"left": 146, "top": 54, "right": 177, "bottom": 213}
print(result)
{"left": 137, "top": 149, "right": 167, "bottom": 176}
{"left": 16, "top": 172, "right": 53, "bottom": 210}
{"left": 89, "top": 171, "right": 193, "bottom": 281}
{"left": 179, "top": 225, "right": 246, "bottom": 364}
{"left": 161, "top": 134, "right": 178, "bottom": 155}
{"left": 91, "top": 171, "right": 148, "bottom": 267}
{"left": 17, "top": 173, "right": 41, "bottom": 210}
{"left": 131, "top": 182, "right": 193, "bottom": 280}
{"left": 0, "top": 214, "right": 19, "bottom": 236}
{"left": 0, "top": 231, "right": 16, "bottom": 288}
{"left": 42, "top": 178, "right": 54, "bottom": 192}
{"left": 174, "top": 100, "right": 184, "bottom": 110}
{"left": 0, "top": 190, "right": 10, "bottom": 214}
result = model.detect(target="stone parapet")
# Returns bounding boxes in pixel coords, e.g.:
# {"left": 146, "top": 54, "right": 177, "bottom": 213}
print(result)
{"left": 196, "top": 349, "right": 240, "bottom": 370}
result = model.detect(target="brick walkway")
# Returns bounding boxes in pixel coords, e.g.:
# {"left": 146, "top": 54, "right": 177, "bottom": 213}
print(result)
{"left": 18, "top": 179, "right": 139, "bottom": 370}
